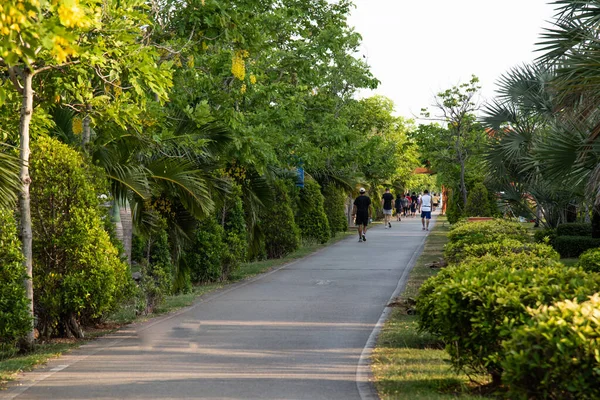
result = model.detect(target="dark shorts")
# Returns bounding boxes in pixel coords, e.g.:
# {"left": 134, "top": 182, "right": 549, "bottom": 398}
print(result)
{"left": 355, "top": 211, "right": 369, "bottom": 226}
{"left": 410, "top": 204, "right": 416, "bottom": 212}
{"left": 396, "top": 207, "right": 402, "bottom": 213}
{"left": 421, "top": 211, "right": 431, "bottom": 219}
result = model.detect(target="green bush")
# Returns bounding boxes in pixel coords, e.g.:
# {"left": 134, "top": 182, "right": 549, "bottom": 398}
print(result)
{"left": 556, "top": 222, "right": 592, "bottom": 237}
{"left": 297, "top": 179, "right": 330, "bottom": 244}
{"left": 462, "top": 238, "right": 559, "bottom": 260}
{"left": 416, "top": 254, "right": 600, "bottom": 382}
{"left": 465, "top": 182, "right": 491, "bottom": 217}
{"left": 577, "top": 247, "right": 600, "bottom": 273}
{"left": 554, "top": 236, "right": 600, "bottom": 258}
{"left": 533, "top": 227, "right": 557, "bottom": 245}
{"left": 322, "top": 184, "right": 348, "bottom": 236}
{"left": 446, "top": 188, "right": 464, "bottom": 225}
{"left": 444, "top": 219, "right": 530, "bottom": 263}
{"left": 502, "top": 294, "right": 600, "bottom": 399}
{"left": 186, "top": 216, "right": 226, "bottom": 283}
{"left": 261, "top": 180, "right": 300, "bottom": 258}
{"left": 31, "top": 137, "right": 131, "bottom": 338}
{"left": 221, "top": 185, "right": 248, "bottom": 279}
{"left": 0, "top": 208, "right": 31, "bottom": 348}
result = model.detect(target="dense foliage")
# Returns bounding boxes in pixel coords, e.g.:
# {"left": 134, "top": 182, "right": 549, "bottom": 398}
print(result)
{"left": 461, "top": 238, "right": 559, "bottom": 260}
{"left": 0, "top": 209, "right": 30, "bottom": 348}
{"left": 556, "top": 223, "right": 592, "bottom": 237}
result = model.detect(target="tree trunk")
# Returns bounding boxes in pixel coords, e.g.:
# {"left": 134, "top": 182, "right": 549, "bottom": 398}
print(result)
{"left": 459, "top": 158, "right": 468, "bottom": 207}
{"left": 81, "top": 114, "right": 91, "bottom": 150}
{"left": 19, "top": 70, "right": 35, "bottom": 350}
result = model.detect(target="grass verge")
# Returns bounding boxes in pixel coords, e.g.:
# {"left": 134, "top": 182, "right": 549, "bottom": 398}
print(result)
{"left": 372, "top": 215, "right": 486, "bottom": 400}
{"left": 0, "top": 231, "right": 353, "bottom": 389}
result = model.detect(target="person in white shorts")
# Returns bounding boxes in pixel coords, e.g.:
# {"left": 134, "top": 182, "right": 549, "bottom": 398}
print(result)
{"left": 421, "top": 189, "right": 433, "bottom": 231}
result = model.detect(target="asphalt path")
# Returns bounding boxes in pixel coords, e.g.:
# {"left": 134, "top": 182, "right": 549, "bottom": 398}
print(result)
{"left": 2, "top": 212, "right": 436, "bottom": 400}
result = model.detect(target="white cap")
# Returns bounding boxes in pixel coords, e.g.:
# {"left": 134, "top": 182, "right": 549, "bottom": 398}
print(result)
{"left": 359, "top": 187, "right": 366, "bottom": 193}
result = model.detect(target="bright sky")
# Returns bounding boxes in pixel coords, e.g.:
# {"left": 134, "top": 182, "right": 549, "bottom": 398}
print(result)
{"left": 347, "top": 0, "right": 557, "bottom": 120}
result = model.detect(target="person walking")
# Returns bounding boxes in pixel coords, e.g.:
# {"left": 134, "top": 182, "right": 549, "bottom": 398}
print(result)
{"left": 402, "top": 194, "right": 409, "bottom": 217}
{"left": 352, "top": 188, "right": 372, "bottom": 242}
{"left": 432, "top": 192, "right": 440, "bottom": 212}
{"left": 410, "top": 192, "right": 418, "bottom": 217}
{"left": 381, "top": 188, "right": 394, "bottom": 228}
{"left": 395, "top": 193, "right": 402, "bottom": 222}
{"left": 421, "top": 189, "right": 433, "bottom": 231}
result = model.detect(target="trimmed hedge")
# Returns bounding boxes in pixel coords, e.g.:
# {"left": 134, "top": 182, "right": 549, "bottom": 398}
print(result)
{"left": 186, "top": 216, "right": 226, "bottom": 283}
{"left": 502, "top": 294, "right": 600, "bottom": 399}
{"left": 261, "top": 180, "right": 300, "bottom": 258}
{"left": 0, "top": 208, "right": 31, "bottom": 349}
{"left": 322, "top": 184, "right": 348, "bottom": 236}
{"left": 553, "top": 236, "right": 600, "bottom": 258}
{"left": 444, "top": 219, "right": 530, "bottom": 263}
{"left": 296, "top": 179, "right": 330, "bottom": 244}
{"left": 416, "top": 254, "right": 600, "bottom": 382}
{"left": 556, "top": 222, "right": 592, "bottom": 237}
{"left": 461, "top": 238, "right": 559, "bottom": 261}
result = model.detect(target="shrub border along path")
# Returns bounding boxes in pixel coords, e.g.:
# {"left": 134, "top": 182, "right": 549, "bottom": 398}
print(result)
{"left": 0, "top": 232, "right": 353, "bottom": 389}
{"left": 371, "top": 215, "right": 486, "bottom": 400}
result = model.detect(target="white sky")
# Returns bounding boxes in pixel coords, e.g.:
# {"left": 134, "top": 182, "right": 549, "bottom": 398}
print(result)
{"left": 347, "top": 0, "right": 557, "bottom": 120}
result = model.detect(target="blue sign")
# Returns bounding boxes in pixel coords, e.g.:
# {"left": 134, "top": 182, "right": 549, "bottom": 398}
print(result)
{"left": 296, "top": 167, "right": 305, "bottom": 188}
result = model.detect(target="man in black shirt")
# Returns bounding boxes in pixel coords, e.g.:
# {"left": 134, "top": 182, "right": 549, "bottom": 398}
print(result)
{"left": 352, "top": 187, "right": 372, "bottom": 242}
{"left": 381, "top": 188, "right": 394, "bottom": 228}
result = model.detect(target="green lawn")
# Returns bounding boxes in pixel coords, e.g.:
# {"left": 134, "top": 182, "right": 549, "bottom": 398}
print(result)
{"left": 0, "top": 231, "right": 353, "bottom": 389}
{"left": 372, "top": 216, "right": 486, "bottom": 399}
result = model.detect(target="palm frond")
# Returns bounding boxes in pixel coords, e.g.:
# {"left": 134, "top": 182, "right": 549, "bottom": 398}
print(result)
{"left": 0, "top": 146, "right": 20, "bottom": 208}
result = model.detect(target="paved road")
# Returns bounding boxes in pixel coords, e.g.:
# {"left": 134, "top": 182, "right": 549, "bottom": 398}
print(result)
{"left": 3, "top": 214, "right": 435, "bottom": 400}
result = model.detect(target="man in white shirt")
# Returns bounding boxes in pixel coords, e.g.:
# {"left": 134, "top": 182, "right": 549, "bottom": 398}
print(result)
{"left": 421, "top": 189, "right": 433, "bottom": 231}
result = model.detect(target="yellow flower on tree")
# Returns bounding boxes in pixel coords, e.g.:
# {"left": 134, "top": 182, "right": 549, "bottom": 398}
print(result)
{"left": 72, "top": 117, "right": 83, "bottom": 135}
{"left": 240, "top": 83, "right": 247, "bottom": 94}
{"left": 51, "top": 35, "right": 77, "bottom": 62}
{"left": 231, "top": 49, "right": 249, "bottom": 81}
{"left": 249, "top": 74, "right": 257, "bottom": 85}
{"left": 57, "top": 0, "right": 88, "bottom": 28}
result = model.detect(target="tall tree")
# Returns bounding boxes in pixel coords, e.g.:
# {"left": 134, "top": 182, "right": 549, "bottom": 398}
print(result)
{"left": 417, "top": 76, "right": 487, "bottom": 206}
{"left": 0, "top": 0, "right": 172, "bottom": 348}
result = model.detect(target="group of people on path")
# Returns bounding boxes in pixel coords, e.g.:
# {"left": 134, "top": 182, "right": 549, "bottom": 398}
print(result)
{"left": 351, "top": 188, "right": 439, "bottom": 242}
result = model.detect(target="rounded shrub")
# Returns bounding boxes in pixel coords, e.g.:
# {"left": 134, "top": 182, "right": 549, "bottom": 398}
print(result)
{"left": 30, "top": 137, "right": 131, "bottom": 338}
{"left": 297, "top": 179, "right": 330, "bottom": 244}
{"left": 465, "top": 182, "right": 491, "bottom": 217}
{"left": 577, "top": 247, "right": 600, "bottom": 273}
{"left": 322, "top": 184, "right": 348, "bottom": 236}
{"left": 462, "top": 238, "right": 559, "bottom": 260}
{"left": 502, "top": 294, "right": 600, "bottom": 399}
{"left": 444, "top": 219, "right": 530, "bottom": 263}
{"left": 0, "top": 208, "right": 31, "bottom": 349}
{"left": 261, "top": 180, "right": 300, "bottom": 258}
{"left": 416, "top": 254, "right": 600, "bottom": 383}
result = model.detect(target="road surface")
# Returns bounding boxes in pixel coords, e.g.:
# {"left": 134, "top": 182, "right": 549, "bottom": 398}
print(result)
{"left": 2, "top": 214, "right": 435, "bottom": 400}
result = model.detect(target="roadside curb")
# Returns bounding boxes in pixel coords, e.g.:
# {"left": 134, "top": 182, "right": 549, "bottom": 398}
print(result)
{"left": 355, "top": 215, "right": 437, "bottom": 400}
